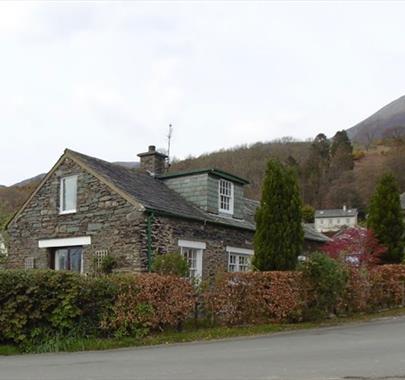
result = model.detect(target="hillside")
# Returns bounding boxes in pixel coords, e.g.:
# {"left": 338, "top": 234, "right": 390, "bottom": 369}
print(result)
{"left": 1, "top": 138, "right": 405, "bottom": 230}
{"left": 347, "top": 95, "right": 405, "bottom": 146}
{"left": 170, "top": 139, "right": 311, "bottom": 200}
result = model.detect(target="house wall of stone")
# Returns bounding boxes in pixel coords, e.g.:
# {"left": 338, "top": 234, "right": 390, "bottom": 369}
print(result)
{"left": 149, "top": 215, "right": 254, "bottom": 279}
{"left": 6, "top": 157, "right": 148, "bottom": 273}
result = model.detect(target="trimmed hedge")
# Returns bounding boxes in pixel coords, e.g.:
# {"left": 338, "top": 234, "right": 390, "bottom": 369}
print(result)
{"left": 101, "top": 274, "right": 195, "bottom": 337}
{"left": 0, "top": 271, "right": 195, "bottom": 348}
{"left": 203, "top": 271, "right": 305, "bottom": 325}
{"left": 1, "top": 265, "right": 405, "bottom": 349}
{"left": 0, "top": 270, "right": 115, "bottom": 347}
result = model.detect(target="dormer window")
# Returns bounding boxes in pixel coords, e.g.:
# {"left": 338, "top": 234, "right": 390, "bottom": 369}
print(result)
{"left": 219, "top": 179, "right": 234, "bottom": 214}
{"left": 60, "top": 175, "right": 78, "bottom": 214}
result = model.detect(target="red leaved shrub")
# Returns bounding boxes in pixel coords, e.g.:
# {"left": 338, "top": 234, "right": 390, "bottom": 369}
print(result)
{"left": 203, "top": 271, "right": 305, "bottom": 326}
{"left": 101, "top": 273, "right": 196, "bottom": 337}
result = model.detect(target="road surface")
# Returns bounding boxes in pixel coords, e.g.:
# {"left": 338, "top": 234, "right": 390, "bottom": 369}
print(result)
{"left": 1, "top": 316, "right": 405, "bottom": 380}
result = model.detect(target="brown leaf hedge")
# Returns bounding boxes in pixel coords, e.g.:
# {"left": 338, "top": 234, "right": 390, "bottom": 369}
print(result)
{"left": 0, "top": 265, "right": 404, "bottom": 348}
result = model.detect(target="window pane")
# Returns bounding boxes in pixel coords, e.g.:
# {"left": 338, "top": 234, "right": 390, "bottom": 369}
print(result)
{"left": 228, "top": 254, "right": 237, "bottom": 272}
{"left": 182, "top": 248, "right": 198, "bottom": 278}
{"left": 219, "top": 179, "right": 233, "bottom": 213}
{"left": 55, "top": 249, "right": 68, "bottom": 270}
{"left": 62, "top": 176, "right": 77, "bottom": 211}
{"left": 69, "top": 247, "right": 82, "bottom": 273}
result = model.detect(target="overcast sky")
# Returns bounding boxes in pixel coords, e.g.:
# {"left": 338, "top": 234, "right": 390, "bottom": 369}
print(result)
{"left": 1, "top": 1, "right": 405, "bottom": 185}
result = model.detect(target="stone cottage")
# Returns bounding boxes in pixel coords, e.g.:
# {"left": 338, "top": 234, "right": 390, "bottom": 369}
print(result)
{"left": 6, "top": 146, "right": 329, "bottom": 278}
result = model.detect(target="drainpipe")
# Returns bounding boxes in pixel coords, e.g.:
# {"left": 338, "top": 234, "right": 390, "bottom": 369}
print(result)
{"left": 146, "top": 211, "right": 155, "bottom": 272}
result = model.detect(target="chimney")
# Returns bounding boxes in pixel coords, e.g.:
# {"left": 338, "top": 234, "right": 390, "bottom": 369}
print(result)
{"left": 137, "top": 145, "right": 168, "bottom": 176}
{"left": 343, "top": 204, "right": 347, "bottom": 212}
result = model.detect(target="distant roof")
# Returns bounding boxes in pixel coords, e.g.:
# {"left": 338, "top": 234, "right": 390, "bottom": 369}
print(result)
{"left": 303, "top": 224, "right": 332, "bottom": 243}
{"left": 159, "top": 168, "right": 249, "bottom": 185}
{"left": 401, "top": 193, "right": 405, "bottom": 210}
{"left": 315, "top": 208, "right": 358, "bottom": 218}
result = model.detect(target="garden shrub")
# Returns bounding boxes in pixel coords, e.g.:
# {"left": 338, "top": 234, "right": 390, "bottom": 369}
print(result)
{"left": 100, "top": 255, "right": 118, "bottom": 274}
{"left": 301, "top": 253, "right": 348, "bottom": 319}
{"left": 203, "top": 271, "right": 305, "bottom": 326}
{"left": 101, "top": 273, "right": 196, "bottom": 337}
{"left": 152, "top": 253, "right": 189, "bottom": 277}
{"left": 0, "top": 270, "right": 116, "bottom": 349}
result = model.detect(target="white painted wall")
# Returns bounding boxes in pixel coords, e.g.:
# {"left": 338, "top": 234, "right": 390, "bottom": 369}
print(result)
{"left": 315, "top": 216, "right": 357, "bottom": 232}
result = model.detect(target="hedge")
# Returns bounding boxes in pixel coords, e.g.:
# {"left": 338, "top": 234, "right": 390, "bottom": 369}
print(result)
{"left": 101, "top": 273, "right": 195, "bottom": 337}
{"left": 203, "top": 271, "right": 305, "bottom": 325}
{"left": 0, "top": 270, "right": 115, "bottom": 347}
{"left": 0, "top": 271, "right": 195, "bottom": 348}
{"left": 1, "top": 265, "right": 405, "bottom": 348}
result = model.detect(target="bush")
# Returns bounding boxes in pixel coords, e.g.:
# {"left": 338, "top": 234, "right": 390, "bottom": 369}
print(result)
{"left": 101, "top": 255, "right": 118, "bottom": 274}
{"left": 203, "top": 271, "right": 305, "bottom": 326}
{"left": 101, "top": 273, "right": 196, "bottom": 337}
{"left": 152, "top": 253, "right": 189, "bottom": 277}
{"left": 0, "top": 270, "right": 116, "bottom": 349}
{"left": 0, "top": 271, "right": 195, "bottom": 348}
{"left": 301, "top": 253, "right": 348, "bottom": 319}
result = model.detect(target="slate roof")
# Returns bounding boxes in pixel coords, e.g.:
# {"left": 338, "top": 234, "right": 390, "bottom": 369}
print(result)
{"left": 67, "top": 149, "right": 330, "bottom": 242}
{"left": 303, "top": 224, "right": 331, "bottom": 243}
{"left": 68, "top": 150, "right": 256, "bottom": 231}
{"left": 160, "top": 168, "right": 250, "bottom": 185}
{"left": 401, "top": 193, "right": 405, "bottom": 210}
{"left": 315, "top": 208, "right": 358, "bottom": 218}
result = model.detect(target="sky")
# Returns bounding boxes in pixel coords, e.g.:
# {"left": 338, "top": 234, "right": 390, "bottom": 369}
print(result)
{"left": 1, "top": 1, "right": 405, "bottom": 186}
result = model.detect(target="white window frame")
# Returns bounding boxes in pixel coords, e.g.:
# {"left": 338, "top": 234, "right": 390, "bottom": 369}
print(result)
{"left": 60, "top": 175, "right": 78, "bottom": 214}
{"left": 218, "top": 179, "right": 234, "bottom": 215}
{"left": 178, "top": 240, "right": 205, "bottom": 279}
{"left": 226, "top": 246, "right": 254, "bottom": 272}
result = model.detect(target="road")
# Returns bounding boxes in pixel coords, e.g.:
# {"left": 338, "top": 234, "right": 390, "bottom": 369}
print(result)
{"left": 1, "top": 316, "right": 405, "bottom": 380}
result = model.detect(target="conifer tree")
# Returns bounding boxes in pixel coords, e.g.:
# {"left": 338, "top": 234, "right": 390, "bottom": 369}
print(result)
{"left": 253, "top": 159, "right": 304, "bottom": 270}
{"left": 367, "top": 173, "right": 404, "bottom": 263}
{"left": 330, "top": 130, "right": 354, "bottom": 174}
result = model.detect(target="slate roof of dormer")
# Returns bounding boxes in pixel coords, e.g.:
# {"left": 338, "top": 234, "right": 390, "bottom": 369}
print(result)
{"left": 159, "top": 168, "right": 250, "bottom": 185}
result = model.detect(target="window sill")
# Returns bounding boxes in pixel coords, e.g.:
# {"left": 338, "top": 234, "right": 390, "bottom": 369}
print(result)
{"left": 59, "top": 210, "right": 77, "bottom": 215}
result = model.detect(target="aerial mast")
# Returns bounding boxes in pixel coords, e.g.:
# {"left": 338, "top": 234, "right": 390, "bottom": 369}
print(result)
{"left": 166, "top": 123, "right": 173, "bottom": 171}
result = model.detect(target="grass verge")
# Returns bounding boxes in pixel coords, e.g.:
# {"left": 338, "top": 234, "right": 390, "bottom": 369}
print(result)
{"left": 1, "top": 307, "right": 405, "bottom": 356}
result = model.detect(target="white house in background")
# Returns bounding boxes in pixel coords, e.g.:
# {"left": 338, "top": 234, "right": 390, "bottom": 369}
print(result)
{"left": 401, "top": 192, "right": 405, "bottom": 212}
{"left": 314, "top": 205, "right": 358, "bottom": 233}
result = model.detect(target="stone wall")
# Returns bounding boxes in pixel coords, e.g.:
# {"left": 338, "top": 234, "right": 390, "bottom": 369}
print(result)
{"left": 6, "top": 157, "right": 148, "bottom": 273}
{"left": 150, "top": 215, "right": 254, "bottom": 279}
